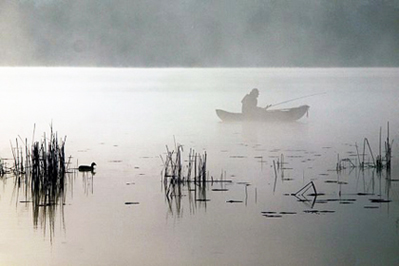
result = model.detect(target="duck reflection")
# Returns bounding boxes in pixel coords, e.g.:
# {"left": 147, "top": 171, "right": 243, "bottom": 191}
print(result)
{"left": 81, "top": 170, "right": 95, "bottom": 195}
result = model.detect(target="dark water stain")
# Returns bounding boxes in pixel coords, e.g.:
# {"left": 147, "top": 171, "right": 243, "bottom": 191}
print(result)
{"left": 307, "top": 193, "right": 326, "bottom": 196}
{"left": 263, "top": 214, "right": 283, "bottom": 218}
{"left": 369, "top": 199, "right": 391, "bottom": 203}
{"left": 325, "top": 180, "right": 348, "bottom": 184}
{"left": 279, "top": 212, "right": 297, "bottom": 215}
{"left": 226, "top": 200, "right": 243, "bottom": 203}
{"left": 304, "top": 210, "right": 335, "bottom": 214}
{"left": 355, "top": 193, "right": 374, "bottom": 196}
{"left": 364, "top": 206, "right": 379, "bottom": 209}
{"left": 319, "top": 210, "right": 335, "bottom": 213}
{"left": 237, "top": 182, "right": 250, "bottom": 185}
{"left": 125, "top": 202, "right": 139, "bottom": 205}
{"left": 304, "top": 210, "right": 319, "bottom": 214}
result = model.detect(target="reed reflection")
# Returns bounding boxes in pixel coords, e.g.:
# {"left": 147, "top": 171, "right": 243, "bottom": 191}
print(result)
{"left": 162, "top": 145, "right": 232, "bottom": 217}
{"left": 9, "top": 126, "right": 72, "bottom": 242}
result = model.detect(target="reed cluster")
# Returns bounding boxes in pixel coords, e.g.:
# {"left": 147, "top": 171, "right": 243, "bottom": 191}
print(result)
{"left": 337, "top": 122, "right": 393, "bottom": 172}
{"left": 11, "top": 128, "right": 68, "bottom": 192}
{"left": 162, "top": 145, "right": 209, "bottom": 202}
{"left": 29, "top": 131, "right": 67, "bottom": 207}
{"left": 10, "top": 126, "right": 70, "bottom": 239}
{"left": 161, "top": 144, "right": 231, "bottom": 216}
{"left": 162, "top": 145, "right": 208, "bottom": 186}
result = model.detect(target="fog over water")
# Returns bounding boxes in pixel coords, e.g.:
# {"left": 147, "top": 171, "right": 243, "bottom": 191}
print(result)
{"left": 0, "top": 67, "right": 399, "bottom": 265}
{"left": 1, "top": 0, "right": 399, "bottom": 67}
{"left": 1, "top": 0, "right": 399, "bottom": 265}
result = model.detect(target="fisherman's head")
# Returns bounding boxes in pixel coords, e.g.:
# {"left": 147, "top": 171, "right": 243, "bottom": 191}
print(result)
{"left": 250, "top": 88, "right": 259, "bottom": 97}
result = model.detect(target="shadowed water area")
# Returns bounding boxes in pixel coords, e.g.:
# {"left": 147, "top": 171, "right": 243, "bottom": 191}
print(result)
{"left": 0, "top": 68, "right": 399, "bottom": 265}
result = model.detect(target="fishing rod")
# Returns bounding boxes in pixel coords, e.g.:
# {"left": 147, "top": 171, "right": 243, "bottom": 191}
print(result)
{"left": 268, "top": 92, "right": 327, "bottom": 108}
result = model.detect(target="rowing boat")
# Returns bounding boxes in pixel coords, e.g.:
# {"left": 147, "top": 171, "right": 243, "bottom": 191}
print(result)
{"left": 216, "top": 105, "right": 309, "bottom": 122}
{"left": 215, "top": 105, "right": 309, "bottom": 122}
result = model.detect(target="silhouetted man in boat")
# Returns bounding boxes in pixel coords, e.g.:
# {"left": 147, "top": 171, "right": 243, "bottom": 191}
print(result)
{"left": 241, "top": 88, "right": 271, "bottom": 116}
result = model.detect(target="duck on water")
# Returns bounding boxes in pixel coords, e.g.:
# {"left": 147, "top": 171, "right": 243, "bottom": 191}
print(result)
{"left": 78, "top": 162, "right": 96, "bottom": 172}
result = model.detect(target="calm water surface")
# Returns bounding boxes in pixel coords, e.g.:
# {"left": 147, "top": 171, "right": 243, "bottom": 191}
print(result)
{"left": 0, "top": 67, "right": 399, "bottom": 265}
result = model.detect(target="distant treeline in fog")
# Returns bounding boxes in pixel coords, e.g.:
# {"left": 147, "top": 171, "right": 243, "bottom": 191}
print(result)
{"left": 2, "top": 0, "right": 399, "bottom": 67}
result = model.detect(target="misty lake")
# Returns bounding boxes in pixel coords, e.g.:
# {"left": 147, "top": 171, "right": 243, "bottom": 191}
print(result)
{"left": 0, "top": 67, "right": 399, "bottom": 265}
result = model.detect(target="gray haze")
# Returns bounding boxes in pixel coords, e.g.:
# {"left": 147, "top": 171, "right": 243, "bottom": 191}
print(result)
{"left": 1, "top": 0, "right": 399, "bottom": 67}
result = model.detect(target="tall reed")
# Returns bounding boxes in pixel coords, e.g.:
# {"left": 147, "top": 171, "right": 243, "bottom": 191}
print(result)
{"left": 11, "top": 125, "right": 69, "bottom": 240}
{"left": 338, "top": 123, "right": 394, "bottom": 172}
{"left": 162, "top": 144, "right": 226, "bottom": 216}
